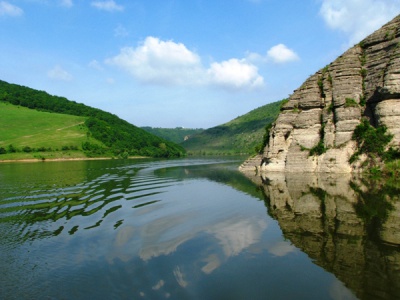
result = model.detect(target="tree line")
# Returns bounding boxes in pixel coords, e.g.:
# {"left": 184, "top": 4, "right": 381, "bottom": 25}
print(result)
{"left": 0, "top": 80, "right": 185, "bottom": 158}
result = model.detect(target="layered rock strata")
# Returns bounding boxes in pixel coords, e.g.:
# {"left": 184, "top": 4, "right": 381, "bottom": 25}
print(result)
{"left": 241, "top": 15, "right": 400, "bottom": 173}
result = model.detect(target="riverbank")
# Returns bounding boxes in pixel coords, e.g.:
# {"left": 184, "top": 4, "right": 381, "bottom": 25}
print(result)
{"left": 0, "top": 156, "right": 148, "bottom": 163}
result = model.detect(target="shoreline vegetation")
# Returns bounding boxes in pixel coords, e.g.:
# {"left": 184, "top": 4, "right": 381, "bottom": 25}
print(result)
{"left": 0, "top": 155, "right": 148, "bottom": 163}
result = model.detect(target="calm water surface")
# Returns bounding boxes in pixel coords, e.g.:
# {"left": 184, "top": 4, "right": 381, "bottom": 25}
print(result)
{"left": 0, "top": 157, "right": 399, "bottom": 299}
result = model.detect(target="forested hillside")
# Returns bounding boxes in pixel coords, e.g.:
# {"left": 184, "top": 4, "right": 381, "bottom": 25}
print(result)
{"left": 182, "top": 100, "right": 285, "bottom": 155}
{"left": 141, "top": 127, "right": 204, "bottom": 144}
{"left": 0, "top": 80, "right": 185, "bottom": 158}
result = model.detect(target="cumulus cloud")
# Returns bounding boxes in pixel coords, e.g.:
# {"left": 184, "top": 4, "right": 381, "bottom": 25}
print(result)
{"left": 208, "top": 59, "right": 264, "bottom": 90}
{"left": 91, "top": 0, "right": 123, "bottom": 12}
{"left": 106, "top": 36, "right": 203, "bottom": 85}
{"left": 47, "top": 65, "right": 73, "bottom": 81}
{"left": 0, "top": 1, "right": 23, "bottom": 17}
{"left": 107, "top": 36, "right": 264, "bottom": 90}
{"left": 267, "top": 44, "right": 299, "bottom": 63}
{"left": 320, "top": 0, "right": 400, "bottom": 45}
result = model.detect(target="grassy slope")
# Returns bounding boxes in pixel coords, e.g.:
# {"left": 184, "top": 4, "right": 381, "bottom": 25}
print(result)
{"left": 0, "top": 102, "right": 88, "bottom": 148}
{"left": 0, "top": 102, "right": 104, "bottom": 160}
{"left": 181, "top": 100, "right": 284, "bottom": 155}
{"left": 0, "top": 79, "right": 186, "bottom": 158}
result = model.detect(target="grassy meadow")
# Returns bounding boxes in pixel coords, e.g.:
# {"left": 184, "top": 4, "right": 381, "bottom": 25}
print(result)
{"left": 0, "top": 102, "right": 100, "bottom": 160}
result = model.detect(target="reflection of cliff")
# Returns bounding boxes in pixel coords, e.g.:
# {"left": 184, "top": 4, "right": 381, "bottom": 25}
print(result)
{"left": 257, "top": 173, "right": 400, "bottom": 300}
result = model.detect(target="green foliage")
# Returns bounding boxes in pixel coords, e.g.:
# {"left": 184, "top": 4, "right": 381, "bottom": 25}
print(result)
{"left": 345, "top": 98, "right": 358, "bottom": 107}
{"left": 7, "top": 144, "right": 18, "bottom": 153}
{"left": 182, "top": 100, "right": 284, "bottom": 155}
{"left": 22, "top": 146, "right": 33, "bottom": 153}
{"left": 352, "top": 118, "right": 393, "bottom": 156}
{"left": 279, "top": 99, "right": 289, "bottom": 110}
{"left": 327, "top": 74, "right": 333, "bottom": 85}
{"left": 309, "top": 141, "right": 326, "bottom": 156}
{"left": 81, "top": 141, "right": 107, "bottom": 157}
{"left": 141, "top": 127, "right": 204, "bottom": 144}
{"left": 84, "top": 117, "right": 185, "bottom": 158}
{"left": 327, "top": 102, "right": 334, "bottom": 113}
{"left": 349, "top": 153, "right": 359, "bottom": 164}
{"left": 317, "top": 77, "right": 325, "bottom": 98}
{"left": 255, "top": 123, "right": 272, "bottom": 154}
{"left": 383, "top": 159, "right": 400, "bottom": 177}
{"left": 0, "top": 80, "right": 185, "bottom": 158}
{"left": 359, "top": 95, "right": 366, "bottom": 106}
{"left": 383, "top": 147, "right": 400, "bottom": 161}
{"left": 0, "top": 99, "right": 89, "bottom": 152}
{"left": 359, "top": 68, "right": 368, "bottom": 78}
{"left": 309, "top": 122, "right": 326, "bottom": 156}
{"left": 350, "top": 118, "right": 396, "bottom": 166}
{"left": 385, "top": 29, "right": 396, "bottom": 41}
{"left": 300, "top": 145, "right": 309, "bottom": 152}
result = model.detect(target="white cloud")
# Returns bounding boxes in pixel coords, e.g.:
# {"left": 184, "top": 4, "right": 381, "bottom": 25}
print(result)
{"left": 207, "top": 58, "right": 264, "bottom": 90}
{"left": 320, "top": 0, "right": 400, "bottom": 45}
{"left": 107, "top": 36, "right": 265, "bottom": 90}
{"left": 47, "top": 65, "right": 73, "bottom": 81}
{"left": 60, "top": 0, "right": 73, "bottom": 8}
{"left": 0, "top": 1, "right": 23, "bottom": 17}
{"left": 91, "top": 0, "right": 124, "bottom": 12}
{"left": 106, "top": 36, "right": 203, "bottom": 85}
{"left": 267, "top": 241, "right": 296, "bottom": 257}
{"left": 267, "top": 44, "right": 299, "bottom": 64}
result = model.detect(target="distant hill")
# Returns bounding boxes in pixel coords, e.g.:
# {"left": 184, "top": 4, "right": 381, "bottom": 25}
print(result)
{"left": 141, "top": 127, "right": 204, "bottom": 144}
{"left": 181, "top": 100, "right": 285, "bottom": 155}
{"left": 0, "top": 80, "right": 185, "bottom": 159}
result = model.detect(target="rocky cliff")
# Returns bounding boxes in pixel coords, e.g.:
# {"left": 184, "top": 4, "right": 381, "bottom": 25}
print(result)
{"left": 241, "top": 15, "right": 400, "bottom": 173}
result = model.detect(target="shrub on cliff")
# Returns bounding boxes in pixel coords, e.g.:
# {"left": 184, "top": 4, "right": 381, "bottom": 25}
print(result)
{"left": 349, "top": 118, "right": 399, "bottom": 165}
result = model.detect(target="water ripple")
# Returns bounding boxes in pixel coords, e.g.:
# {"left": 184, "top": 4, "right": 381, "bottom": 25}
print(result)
{"left": 0, "top": 161, "right": 180, "bottom": 242}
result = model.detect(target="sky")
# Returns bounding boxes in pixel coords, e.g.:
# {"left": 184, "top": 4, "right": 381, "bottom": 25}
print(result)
{"left": 1, "top": 0, "right": 400, "bottom": 129}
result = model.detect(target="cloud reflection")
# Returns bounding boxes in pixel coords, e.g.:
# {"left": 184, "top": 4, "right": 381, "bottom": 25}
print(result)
{"left": 267, "top": 241, "right": 296, "bottom": 257}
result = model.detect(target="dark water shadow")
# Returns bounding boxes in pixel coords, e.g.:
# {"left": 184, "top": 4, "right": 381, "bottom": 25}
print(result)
{"left": 244, "top": 171, "right": 400, "bottom": 300}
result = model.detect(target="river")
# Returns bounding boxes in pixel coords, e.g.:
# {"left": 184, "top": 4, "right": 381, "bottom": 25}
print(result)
{"left": 0, "top": 157, "right": 399, "bottom": 299}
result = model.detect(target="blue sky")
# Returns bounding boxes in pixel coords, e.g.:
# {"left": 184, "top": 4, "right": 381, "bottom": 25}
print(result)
{"left": 1, "top": 0, "right": 400, "bottom": 128}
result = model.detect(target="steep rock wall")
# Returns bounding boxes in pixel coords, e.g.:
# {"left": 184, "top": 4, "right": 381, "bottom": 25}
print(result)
{"left": 241, "top": 15, "right": 400, "bottom": 173}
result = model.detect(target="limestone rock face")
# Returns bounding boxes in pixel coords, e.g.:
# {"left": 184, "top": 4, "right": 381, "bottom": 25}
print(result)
{"left": 240, "top": 15, "right": 400, "bottom": 174}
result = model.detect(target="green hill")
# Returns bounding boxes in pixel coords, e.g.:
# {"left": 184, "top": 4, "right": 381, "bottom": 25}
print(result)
{"left": 0, "top": 80, "right": 185, "bottom": 160}
{"left": 181, "top": 100, "right": 285, "bottom": 155}
{"left": 141, "top": 127, "right": 204, "bottom": 144}
{"left": 0, "top": 102, "right": 97, "bottom": 160}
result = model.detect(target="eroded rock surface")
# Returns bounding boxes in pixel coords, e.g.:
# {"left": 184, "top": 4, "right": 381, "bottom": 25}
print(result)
{"left": 241, "top": 15, "right": 400, "bottom": 174}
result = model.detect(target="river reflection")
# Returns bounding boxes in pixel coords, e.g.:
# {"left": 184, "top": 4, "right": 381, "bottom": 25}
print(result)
{"left": 248, "top": 172, "right": 400, "bottom": 300}
{"left": 1, "top": 158, "right": 398, "bottom": 299}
